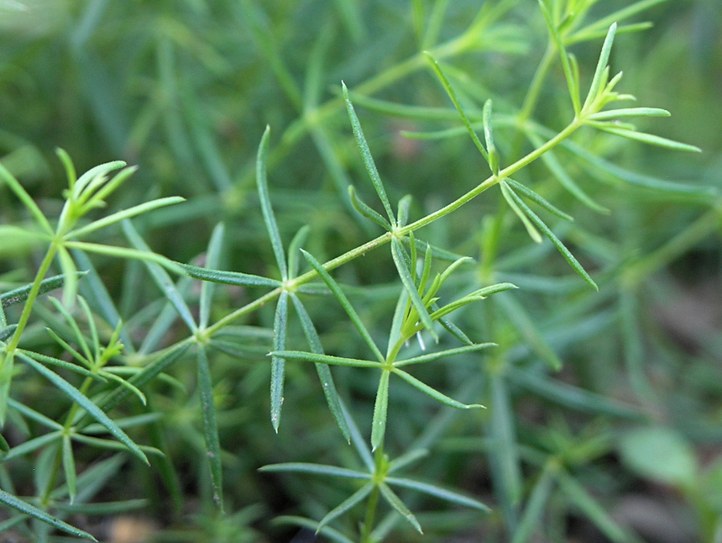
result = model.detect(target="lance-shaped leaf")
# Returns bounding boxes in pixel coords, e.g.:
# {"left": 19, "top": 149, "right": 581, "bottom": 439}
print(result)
{"left": 301, "top": 249, "right": 385, "bottom": 362}
{"left": 17, "top": 353, "right": 148, "bottom": 465}
{"left": 391, "top": 238, "right": 438, "bottom": 342}
{"left": 393, "top": 368, "right": 484, "bottom": 410}
{"left": 271, "top": 291, "right": 289, "bottom": 432}
{"left": 371, "top": 370, "right": 391, "bottom": 451}
{"left": 582, "top": 23, "right": 617, "bottom": 111}
{"left": 483, "top": 99, "right": 500, "bottom": 175}
{"left": 0, "top": 162, "right": 54, "bottom": 235}
{"left": 287, "top": 225, "right": 310, "bottom": 279}
{"left": 257, "top": 126, "right": 289, "bottom": 279}
{"left": 511, "top": 461, "right": 557, "bottom": 543}
{"left": 199, "top": 223, "right": 225, "bottom": 328}
{"left": 62, "top": 435, "right": 77, "bottom": 503}
{"left": 342, "top": 82, "right": 396, "bottom": 227}
{"left": 349, "top": 185, "right": 392, "bottom": 230}
{"left": 197, "top": 346, "right": 223, "bottom": 510}
{"left": 318, "top": 484, "right": 374, "bottom": 534}
{"left": 291, "top": 294, "right": 350, "bottom": 441}
{"left": 500, "top": 180, "right": 542, "bottom": 243}
{"left": 379, "top": 483, "right": 423, "bottom": 534}
{"left": 0, "top": 488, "right": 97, "bottom": 541}
{"left": 505, "top": 179, "right": 573, "bottom": 222}
{"left": 594, "top": 125, "right": 702, "bottom": 153}
{"left": 181, "top": 263, "right": 280, "bottom": 288}
{"left": 504, "top": 185, "right": 598, "bottom": 290}
{"left": 385, "top": 476, "right": 490, "bottom": 512}
{"left": 393, "top": 343, "right": 495, "bottom": 368}
{"left": 259, "top": 462, "right": 370, "bottom": 480}
{"left": 424, "top": 52, "right": 490, "bottom": 164}
{"left": 1, "top": 272, "right": 87, "bottom": 309}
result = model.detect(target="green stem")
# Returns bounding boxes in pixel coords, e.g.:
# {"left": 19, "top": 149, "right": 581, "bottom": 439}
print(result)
{"left": 360, "top": 447, "right": 386, "bottom": 543}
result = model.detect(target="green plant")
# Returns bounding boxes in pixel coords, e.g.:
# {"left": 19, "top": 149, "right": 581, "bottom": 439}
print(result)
{"left": 1, "top": 1, "right": 720, "bottom": 542}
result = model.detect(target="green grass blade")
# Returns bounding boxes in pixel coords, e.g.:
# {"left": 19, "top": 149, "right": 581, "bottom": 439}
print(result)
{"left": 291, "top": 294, "right": 350, "bottom": 442}
{"left": 505, "top": 187, "right": 598, "bottom": 290}
{"left": 182, "top": 263, "right": 281, "bottom": 288}
{"left": 394, "top": 368, "right": 484, "bottom": 410}
{"left": 301, "top": 249, "right": 385, "bottom": 362}
{"left": 271, "top": 291, "right": 288, "bottom": 432}
{"left": 371, "top": 370, "right": 391, "bottom": 451}
{"left": 17, "top": 353, "right": 148, "bottom": 465}
{"left": 379, "top": 483, "right": 423, "bottom": 534}
{"left": 423, "top": 53, "right": 490, "bottom": 163}
{"left": 200, "top": 223, "right": 225, "bottom": 328}
{"left": 196, "top": 346, "right": 223, "bottom": 511}
{"left": 67, "top": 197, "right": 185, "bottom": 239}
{"left": 257, "top": 126, "right": 288, "bottom": 279}
{"left": 0, "top": 488, "right": 97, "bottom": 541}
{"left": 391, "top": 238, "right": 438, "bottom": 341}
{"left": 318, "top": 484, "right": 374, "bottom": 534}
{"left": 386, "top": 476, "right": 490, "bottom": 511}
{"left": 260, "top": 463, "right": 369, "bottom": 480}
{"left": 342, "top": 82, "right": 396, "bottom": 226}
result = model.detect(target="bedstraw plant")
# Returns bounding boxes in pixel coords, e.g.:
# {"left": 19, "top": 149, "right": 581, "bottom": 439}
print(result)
{"left": 0, "top": 1, "right": 719, "bottom": 541}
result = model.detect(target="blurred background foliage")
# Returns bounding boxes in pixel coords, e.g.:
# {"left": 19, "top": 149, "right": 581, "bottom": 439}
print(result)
{"left": 1, "top": 0, "right": 721, "bottom": 541}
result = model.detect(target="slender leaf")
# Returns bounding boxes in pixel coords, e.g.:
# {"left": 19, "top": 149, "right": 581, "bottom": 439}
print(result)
{"left": 0, "top": 488, "right": 97, "bottom": 541}
{"left": 200, "top": 223, "right": 225, "bottom": 328}
{"left": 182, "top": 263, "right": 280, "bottom": 288}
{"left": 291, "top": 294, "right": 350, "bottom": 441}
{"left": 1, "top": 272, "right": 86, "bottom": 309}
{"left": 500, "top": 180, "right": 542, "bottom": 243}
{"left": 259, "top": 463, "right": 369, "bottom": 480}
{"left": 391, "top": 238, "right": 438, "bottom": 341}
{"left": 287, "top": 225, "right": 310, "bottom": 279}
{"left": 61, "top": 435, "right": 77, "bottom": 503}
{"left": 387, "top": 449, "right": 428, "bottom": 473}
{"left": 256, "top": 126, "right": 288, "bottom": 279}
{"left": 386, "top": 476, "right": 490, "bottom": 511}
{"left": 379, "top": 483, "right": 423, "bottom": 533}
{"left": 505, "top": 179, "right": 574, "bottom": 221}
{"left": 301, "top": 249, "right": 385, "bottom": 362}
{"left": 342, "top": 82, "right": 396, "bottom": 226}
{"left": 196, "top": 346, "right": 223, "bottom": 510}
{"left": 349, "top": 185, "right": 392, "bottom": 230}
{"left": 18, "top": 353, "right": 148, "bottom": 465}
{"left": 371, "top": 370, "right": 391, "bottom": 451}
{"left": 394, "top": 343, "right": 495, "bottom": 368}
{"left": 582, "top": 23, "right": 617, "bottom": 111}
{"left": 393, "top": 368, "right": 484, "bottom": 410}
{"left": 595, "top": 125, "right": 702, "bottom": 153}
{"left": 483, "top": 99, "right": 499, "bottom": 174}
{"left": 588, "top": 107, "right": 670, "bottom": 121}
{"left": 511, "top": 461, "right": 557, "bottom": 543}
{"left": 271, "top": 291, "right": 288, "bottom": 432}
{"left": 273, "top": 515, "right": 354, "bottom": 543}
{"left": 319, "top": 484, "right": 374, "bottom": 534}
{"left": 0, "top": 162, "right": 54, "bottom": 235}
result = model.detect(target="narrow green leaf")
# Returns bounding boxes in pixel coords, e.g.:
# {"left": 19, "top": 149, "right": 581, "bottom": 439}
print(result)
{"left": 393, "top": 368, "right": 484, "bottom": 410}
{"left": 291, "top": 294, "right": 351, "bottom": 442}
{"left": 273, "top": 516, "right": 354, "bottom": 543}
{"left": 67, "top": 197, "right": 185, "bottom": 239}
{"left": 423, "top": 53, "right": 490, "bottom": 163}
{"left": 257, "top": 126, "right": 288, "bottom": 279}
{"left": 0, "top": 162, "right": 54, "bottom": 235}
{"left": 557, "top": 469, "right": 638, "bottom": 543}
{"left": 582, "top": 23, "right": 617, "bottom": 111}
{"left": 349, "top": 185, "right": 392, "bottom": 230}
{"left": 182, "top": 263, "right": 280, "bottom": 288}
{"left": 1, "top": 273, "right": 87, "bottom": 310}
{"left": 318, "top": 484, "right": 374, "bottom": 534}
{"left": 200, "top": 223, "right": 225, "bottom": 328}
{"left": 273, "top": 351, "right": 381, "bottom": 368}
{"left": 123, "top": 220, "right": 197, "bottom": 331}
{"left": 386, "top": 476, "right": 490, "bottom": 511}
{"left": 271, "top": 291, "right": 288, "bottom": 432}
{"left": 73, "top": 159, "right": 127, "bottom": 199}
{"left": 483, "top": 99, "right": 500, "bottom": 174}
{"left": 596, "top": 126, "right": 702, "bottom": 153}
{"left": 18, "top": 353, "right": 149, "bottom": 465}
{"left": 379, "top": 483, "right": 423, "bottom": 534}
{"left": 371, "top": 370, "right": 391, "bottom": 451}
{"left": 20, "top": 350, "right": 102, "bottom": 380}
{"left": 396, "top": 194, "right": 413, "bottom": 228}
{"left": 287, "top": 225, "right": 311, "bottom": 279}
{"left": 511, "top": 461, "right": 557, "bottom": 543}
{"left": 196, "top": 347, "right": 224, "bottom": 510}
{"left": 500, "top": 180, "right": 543, "bottom": 243}
{"left": 0, "top": 432, "right": 8, "bottom": 460}
{"left": 391, "top": 238, "right": 438, "bottom": 341}
{"left": 4, "top": 432, "right": 61, "bottom": 462}
{"left": 260, "top": 463, "right": 369, "bottom": 480}
{"left": 587, "top": 107, "right": 670, "bottom": 121}
{"left": 0, "top": 488, "right": 97, "bottom": 541}
{"left": 387, "top": 449, "right": 428, "bottom": 473}
{"left": 57, "top": 148, "right": 77, "bottom": 190}
{"left": 301, "top": 249, "right": 385, "bottom": 362}
{"left": 505, "top": 179, "right": 574, "bottom": 221}
{"left": 505, "top": 188, "right": 598, "bottom": 290}
{"left": 342, "top": 82, "right": 396, "bottom": 226}
{"left": 65, "top": 241, "right": 185, "bottom": 275}
{"left": 394, "top": 343, "right": 495, "bottom": 368}
{"left": 61, "top": 435, "right": 77, "bottom": 504}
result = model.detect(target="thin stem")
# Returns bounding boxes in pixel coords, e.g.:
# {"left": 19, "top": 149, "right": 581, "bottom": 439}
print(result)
{"left": 361, "top": 447, "right": 386, "bottom": 543}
